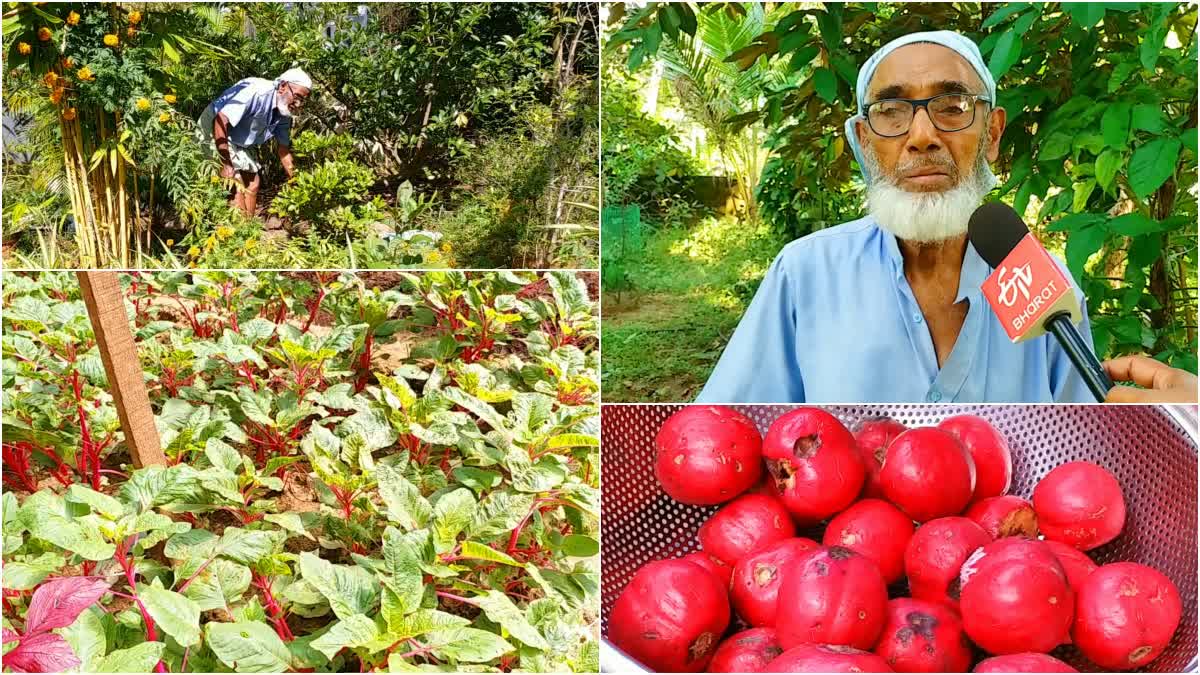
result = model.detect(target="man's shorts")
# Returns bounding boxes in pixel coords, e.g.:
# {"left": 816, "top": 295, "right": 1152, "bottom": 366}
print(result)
{"left": 198, "top": 104, "right": 261, "bottom": 174}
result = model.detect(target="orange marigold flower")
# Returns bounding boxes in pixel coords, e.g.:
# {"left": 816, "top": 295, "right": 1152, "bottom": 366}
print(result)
{"left": 37, "top": 27, "right": 52, "bottom": 41}
{"left": 62, "top": 56, "right": 75, "bottom": 69}
{"left": 103, "top": 34, "right": 118, "bottom": 47}
{"left": 63, "top": 108, "right": 77, "bottom": 121}
{"left": 126, "top": 26, "right": 136, "bottom": 38}
{"left": 67, "top": 11, "right": 80, "bottom": 26}
{"left": 17, "top": 42, "right": 32, "bottom": 55}
{"left": 42, "top": 71, "right": 58, "bottom": 87}
{"left": 128, "top": 10, "right": 142, "bottom": 24}
{"left": 49, "top": 89, "right": 63, "bottom": 104}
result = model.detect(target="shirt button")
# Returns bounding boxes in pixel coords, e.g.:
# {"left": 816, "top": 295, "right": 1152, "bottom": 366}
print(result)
{"left": 928, "top": 390, "right": 942, "bottom": 402}
{"left": 912, "top": 312, "right": 923, "bottom": 323}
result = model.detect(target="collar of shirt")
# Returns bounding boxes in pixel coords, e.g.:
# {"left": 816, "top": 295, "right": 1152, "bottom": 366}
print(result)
{"left": 879, "top": 224, "right": 991, "bottom": 305}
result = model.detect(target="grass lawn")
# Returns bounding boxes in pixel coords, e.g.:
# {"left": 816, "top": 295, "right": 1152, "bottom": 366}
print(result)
{"left": 601, "top": 214, "right": 787, "bottom": 402}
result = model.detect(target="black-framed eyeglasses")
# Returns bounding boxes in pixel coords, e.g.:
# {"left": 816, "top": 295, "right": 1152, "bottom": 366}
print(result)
{"left": 285, "top": 82, "right": 309, "bottom": 106}
{"left": 864, "top": 93, "right": 990, "bottom": 138}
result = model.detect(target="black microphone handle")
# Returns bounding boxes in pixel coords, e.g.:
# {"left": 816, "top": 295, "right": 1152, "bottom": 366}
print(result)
{"left": 1043, "top": 311, "right": 1114, "bottom": 402}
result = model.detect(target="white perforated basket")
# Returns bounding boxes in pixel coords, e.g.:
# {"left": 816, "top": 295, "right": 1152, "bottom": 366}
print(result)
{"left": 600, "top": 405, "right": 1198, "bottom": 673}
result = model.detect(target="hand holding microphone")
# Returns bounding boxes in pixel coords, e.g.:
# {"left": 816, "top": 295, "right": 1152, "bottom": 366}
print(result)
{"left": 968, "top": 202, "right": 1114, "bottom": 402}
{"left": 1102, "top": 355, "right": 1199, "bottom": 403}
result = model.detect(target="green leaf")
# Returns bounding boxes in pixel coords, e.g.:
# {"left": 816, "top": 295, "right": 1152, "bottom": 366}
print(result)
{"left": 1039, "top": 132, "right": 1073, "bottom": 161}
{"left": 94, "top": 642, "right": 165, "bottom": 673}
{"left": 1128, "top": 137, "right": 1181, "bottom": 198}
{"left": 1131, "top": 104, "right": 1167, "bottom": 133}
{"left": 982, "top": 3, "right": 1030, "bottom": 29}
{"left": 474, "top": 591, "right": 550, "bottom": 650}
{"left": 1065, "top": 225, "right": 1108, "bottom": 283}
{"left": 60, "top": 607, "right": 107, "bottom": 672}
{"left": 387, "top": 609, "right": 469, "bottom": 641}
{"left": 545, "top": 434, "right": 599, "bottom": 450}
{"left": 1106, "top": 213, "right": 1165, "bottom": 237}
{"left": 1095, "top": 148, "right": 1123, "bottom": 189}
{"left": 207, "top": 621, "right": 292, "bottom": 672}
{"left": 310, "top": 614, "right": 380, "bottom": 660}
{"left": 812, "top": 68, "right": 838, "bottom": 104}
{"left": 425, "top": 627, "right": 515, "bottom": 663}
{"left": 298, "top": 552, "right": 380, "bottom": 620}
{"left": 182, "top": 559, "right": 251, "bottom": 613}
{"left": 452, "top": 467, "right": 502, "bottom": 493}
{"left": 1100, "top": 102, "right": 1131, "bottom": 149}
{"left": 382, "top": 527, "right": 428, "bottom": 616}
{"left": 217, "top": 528, "right": 283, "bottom": 566}
{"left": 139, "top": 585, "right": 202, "bottom": 647}
{"left": 432, "top": 489, "right": 476, "bottom": 552}
{"left": 1108, "top": 61, "right": 1139, "bottom": 93}
{"left": 1072, "top": 179, "right": 1096, "bottom": 212}
{"left": 376, "top": 464, "right": 433, "bottom": 530}
{"left": 1139, "top": 9, "right": 1169, "bottom": 72}
{"left": 987, "top": 29, "right": 1022, "bottom": 80}
{"left": 560, "top": 534, "right": 600, "bottom": 558}
{"left": 460, "top": 541, "right": 523, "bottom": 566}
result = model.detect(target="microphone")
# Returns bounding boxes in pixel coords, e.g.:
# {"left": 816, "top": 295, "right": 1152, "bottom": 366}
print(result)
{"left": 968, "top": 202, "right": 1114, "bottom": 402}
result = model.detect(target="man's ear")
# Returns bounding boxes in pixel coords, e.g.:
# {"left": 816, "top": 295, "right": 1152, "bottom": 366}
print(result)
{"left": 986, "top": 106, "right": 1007, "bottom": 163}
{"left": 854, "top": 117, "right": 869, "bottom": 147}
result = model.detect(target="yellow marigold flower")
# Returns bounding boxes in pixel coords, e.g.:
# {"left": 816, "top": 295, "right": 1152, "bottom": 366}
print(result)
{"left": 187, "top": 246, "right": 200, "bottom": 257}
{"left": 441, "top": 242, "right": 452, "bottom": 253}
{"left": 77, "top": 66, "right": 94, "bottom": 81}
{"left": 210, "top": 175, "right": 220, "bottom": 183}
{"left": 427, "top": 250, "right": 442, "bottom": 263}
{"left": 165, "top": 239, "right": 174, "bottom": 246}
{"left": 42, "top": 71, "right": 57, "bottom": 87}
{"left": 244, "top": 239, "right": 257, "bottom": 250}
{"left": 37, "top": 27, "right": 52, "bottom": 42}
{"left": 63, "top": 107, "right": 77, "bottom": 121}
{"left": 17, "top": 42, "right": 31, "bottom": 55}
{"left": 216, "top": 226, "right": 234, "bottom": 240}
{"left": 128, "top": 10, "right": 142, "bottom": 24}
{"left": 67, "top": 11, "right": 80, "bottom": 26}
{"left": 103, "top": 34, "right": 118, "bottom": 47}
{"left": 164, "top": 94, "right": 177, "bottom": 104}
{"left": 158, "top": 112, "right": 170, "bottom": 123}
{"left": 136, "top": 97, "right": 150, "bottom": 111}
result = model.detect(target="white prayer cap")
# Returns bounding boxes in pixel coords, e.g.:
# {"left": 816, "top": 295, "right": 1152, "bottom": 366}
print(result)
{"left": 277, "top": 67, "right": 313, "bottom": 91}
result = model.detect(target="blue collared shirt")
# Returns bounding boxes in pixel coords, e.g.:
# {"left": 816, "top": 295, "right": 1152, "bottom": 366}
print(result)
{"left": 210, "top": 78, "right": 292, "bottom": 148}
{"left": 696, "top": 216, "right": 1095, "bottom": 403}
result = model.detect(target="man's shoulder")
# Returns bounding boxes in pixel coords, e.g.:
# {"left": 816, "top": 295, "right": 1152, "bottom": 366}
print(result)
{"left": 774, "top": 216, "right": 881, "bottom": 267}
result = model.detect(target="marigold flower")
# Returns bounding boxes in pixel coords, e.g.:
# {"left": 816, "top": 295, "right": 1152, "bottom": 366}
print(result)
{"left": 67, "top": 11, "right": 80, "bottom": 26}
{"left": 216, "top": 226, "right": 234, "bottom": 240}
{"left": 158, "top": 112, "right": 170, "bottom": 123}
{"left": 187, "top": 246, "right": 200, "bottom": 257}
{"left": 62, "top": 56, "right": 74, "bottom": 69}
{"left": 210, "top": 175, "right": 221, "bottom": 183}
{"left": 42, "top": 71, "right": 58, "bottom": 87}
{"left": 441, "top": 242, "right": 452, "bottom": 253}
{"left": 63, "top": 107, "right": 77, "bottom": 121}
{"left": 165, "top": 239, "right": 175, "bottom": 247}
{"left": 126, "top": 26, "right": 136, "bottom": 38}
{"left": 427, "top": 250, "right": 443, "bottom": 263}
{"left": 136, "top": 97, "right": 150, "bottom": 111}
{"left": 17, "top": 42, "right": 31, "bottom": 55}
{"left": 77, "top": 66, "right": 94, "bottom": 81}
{"left": 164, "top": 94, "right": 176, "bottom": 104}
{"left": 49, "top": 88, "right": 63, "bottom": 104}
{"left": 128, "top": 10, "right": 142, "bottom": 24}
{"left": 103, "top": 34, "right": 118, "bottom": 47}
{"left": 37, "top": 27, "right": 52, "bottom": 41}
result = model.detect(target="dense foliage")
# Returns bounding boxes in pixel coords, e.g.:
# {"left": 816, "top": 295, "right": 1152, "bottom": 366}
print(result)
{"left": 1, "top": 271, "right": 599, "bottom": 672}
{"left": 602, "top": 2, "right": 1197, "bottom": 402}
{"left": 2, "top": 3, "right": 598, "bottom": 269}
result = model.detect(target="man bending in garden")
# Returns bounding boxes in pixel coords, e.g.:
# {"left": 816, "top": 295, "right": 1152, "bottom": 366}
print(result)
{"left": 698, "top": 30, "right": 1098, "bottom": 404}
{"left": 199, "top": 68, "right": 312, "bottom": 218}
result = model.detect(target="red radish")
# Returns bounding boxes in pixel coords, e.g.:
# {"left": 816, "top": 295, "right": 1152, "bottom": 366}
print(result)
{"left": 609, "top": 558, "right": 730, "bottom": 672}
{"left": 905, "top": 517, "right": 991, "bottom": 611}
{"left": 873, "top": 598, "right": 972, "bottom": 673}
{"left": 1042, "top": 540, "right": 1098, "bottom": 592}
{"left": 973, "top": 653, "right": 1079, "bottom": 672}
{"left": 767, "top": 644, "right": 894, "bottom": 673}
{"left": 762, "top": 408, "right": 864, "bottom": 525}
{"left": 707, "top": 627, "right": 782, "bottom": 672}
{"left": 775, "top": 546, "right": 888, "bottom": 650}
{"left": 965, "top": 495, "right": 1038, "bottom": 539}
{"left": 853, "top": 417, "right": 907, "bottom": 499}
{"left": 937, "top": 414, "right": 1012, "bottom": 504}
{"left": 822, "top": 498, "right": 914, "bottom": 584}
{"left": 730, "top": 537, "right": 820, "bottom": 627}
{"left": 1033, "top": 461, "right": 1125, "bottom": 551}
{"left": 682, "top": 551, "right": 733, "bottom": 588}
{"left": 880, "top": 428, "right": 975, "bottom": 522}
{"left": 698, "top": 494, "right": 795, "bottom": 566}
{"left": 958, "top": 537, "right": 1074, "bottom": 654}
{"left": 654, "top": 406, "right": 763, "bottom": 505}
{"left": 1073, "top": 562, "right": 1182, "bottom": 670}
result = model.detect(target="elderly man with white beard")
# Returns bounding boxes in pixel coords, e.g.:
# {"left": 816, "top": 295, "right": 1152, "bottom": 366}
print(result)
{"left": 697, "top": 31, "right": 1095, "bottom": 403}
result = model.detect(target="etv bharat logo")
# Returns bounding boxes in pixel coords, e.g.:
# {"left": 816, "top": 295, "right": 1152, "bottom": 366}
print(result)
{"left": 997, "top": 263, "right": 1033, "bottom": 307}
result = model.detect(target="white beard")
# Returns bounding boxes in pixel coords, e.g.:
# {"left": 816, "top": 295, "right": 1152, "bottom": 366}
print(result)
{"left": 276, "top": 97, "right": 292, "bottom": 117}
{"left": 862, "top": 141, "right": 998, "bottom": 244}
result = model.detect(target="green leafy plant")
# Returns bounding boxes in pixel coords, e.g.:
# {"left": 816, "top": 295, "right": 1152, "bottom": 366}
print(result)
{"left": 2, "top": 270, "right": 599, "bottom": 673}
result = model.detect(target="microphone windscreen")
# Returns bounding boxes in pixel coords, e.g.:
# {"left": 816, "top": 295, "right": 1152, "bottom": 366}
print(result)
{"left": 968, "top": 202, "right": 1030, "bottom": 268}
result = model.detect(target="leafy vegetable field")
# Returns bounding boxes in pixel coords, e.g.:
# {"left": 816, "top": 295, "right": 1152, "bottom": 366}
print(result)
{"left": 1, "top": 270, "right": 600, "bottom": 673}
